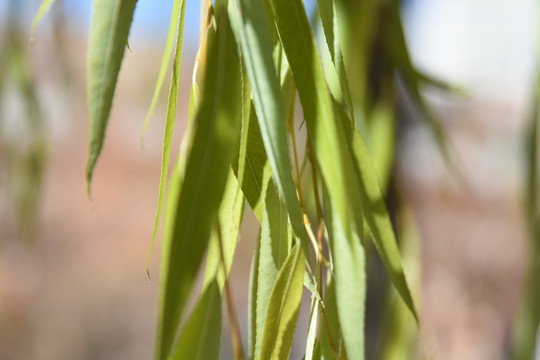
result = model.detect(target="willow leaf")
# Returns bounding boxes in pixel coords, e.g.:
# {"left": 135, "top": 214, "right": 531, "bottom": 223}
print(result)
{"left": 141, "top": 0, "right": 184, "bottom": 140}
{"left": 171, "top": 280, "right": 222, "bottom": 360}
{"left": 31, "top": 0, "right": 56, "bottom": 39}
{"left": 324, "top": 187, "right": 365, "bottom": 360}
{"left": 305, "top": 296, "right": 319, "bottom": 360}
{"left": 240, "top": 108, "right": 272, "bottom": 222}
{"left": 319, "top": 277, "right": 342, "bottom": 360}
{"left": 228, "top": 0, "right": 307, "bottom": 242}
{"left": 155, "top": 6, "right": 242, "bottom": 359}
{"left": 258, "top": 243, "right": 305, "bottom": 360}
{"left": 255, "top": 181, "right": 292, "bottom": 359}
{"left": 86, "top": 0, "right": 137, "bottom": 194}
{"left": 350, "top": 130, "right": 417, "bottom": 322}
{"left": 316, "top": 0, "right": 354, "bottom": 120}
{"left": 203, "top": 170, "right": 245, "bottom": 291}
{"left": 249, "top": 232, "right": 261, "bottom": 359}
{"left": 146, "top": 0, "right": 186, "bottom": 278}
{"left": 269, "top": 0, "right": 362, "bottom": 238}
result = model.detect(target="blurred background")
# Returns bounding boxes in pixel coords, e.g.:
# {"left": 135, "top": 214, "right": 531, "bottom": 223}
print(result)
{"left": 0, "top": 0, "right": 538, "bottom": 359}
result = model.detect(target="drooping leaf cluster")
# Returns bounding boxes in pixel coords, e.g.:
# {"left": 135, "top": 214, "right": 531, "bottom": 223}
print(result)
{"left": 32, "top": 0, "right": 467, "bottom": 358}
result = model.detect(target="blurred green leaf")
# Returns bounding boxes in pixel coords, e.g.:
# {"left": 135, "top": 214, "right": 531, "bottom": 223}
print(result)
{"left": 31, "top": 0, "right": 57, "bottom": 39}
{"left": 155, "top": 6, "right": 242, "bottom": 358}
{"left": 86, "top": 0, "right": 137, "bottom": 195}
{"left": 350, "top": 130, "right": 418, "bottom": 322}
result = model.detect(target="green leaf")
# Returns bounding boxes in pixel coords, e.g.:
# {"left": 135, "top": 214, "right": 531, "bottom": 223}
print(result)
{"left": 324, "top": 186, "right": 366, "bottom": 360}
{"left": 305, "top": 296, "right": 319, "bottom": 360}
{"left": 203, "top": 170, "right": 245, "bottom": 291}
{"left": 228, "top": 0, "right": 308, "bottom": 243}
{"left": 249, "top": 232, "right": 261, "bottom": 359}
{"left": 171, "top": 280, "right": 222, "bottom": 360}
{"left": 350, "top": 130, "right": 418, "bottom": 322}
{"left": 155, "top": 6, "right": 242, "bottom": 359}
{"left": 140, "top": 0, "right": 184, "bottom": 140}
{"left": 319, "top": 278, "right": 342, "bottom": 360}
{"left": 86, "top": 0, "right": 138, "bottom": 195}
{"left": 269, "top": 0, "right": 362, "bottom": 240}
{"left": 255, "top": 181, "right": 292, "bottom": 359}
{"left": 146, "top": 0, "right": 187, "bottom": 279}
{"left": 258, "top": 242, "right": 305, "bottom": 360}
{"left": 31, "top": 0, "right": 56, "bottom": 40}
{"left": 315, "top": 0, "right": 354, "bottom": 121}
{"left": 238, "top": 108, "right": 272, "bottom": 222}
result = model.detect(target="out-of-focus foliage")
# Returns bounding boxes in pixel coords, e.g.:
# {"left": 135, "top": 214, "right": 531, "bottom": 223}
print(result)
{"left": 0, "top": 1, "right": 48, "bottom": 241}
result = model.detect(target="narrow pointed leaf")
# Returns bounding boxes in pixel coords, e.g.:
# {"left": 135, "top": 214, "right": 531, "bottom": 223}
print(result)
{"left": 203, "top": 170, "right": 245, "bottom": 291}
{"left": 171, "top": 280, "right": 222, "bottom": 360}
{"left": 249, "top": 233, "right": 262, "bottom": 359}
{"left": 350, "top": 130, "right": 417, "bottom": 322}
{"left": 324, "top": 187, "right": 366, "bottom": 360}
{"left": 305, "top": 296, "right": 319, "bottom": 360}
{"left": 255, "top": 181, "right": 292, "bottom": 359}
{"left": 228, "top": 0, "right": 308, "bottom": 242}
{"left": 31, "top": 0, "right": 56, "bottom": 39}
{"left": 147, "top": 0, "right": 187, "bottom": 278}
{"left": 141, "top": 0, "right": 184, "bottom": 140}
{"left": 86, "top": 0, "right": 137, "bottom": 194}
{"left": 269, "top": 0, "right": 362, "bottom": 238}
{"left": 155, "top": 7, "right": 242, "bottom": 359}
{"left": 315, "top": 0, "right": 354, "bottom": 121}
{"left": 258, "top": 243, "right": 305, "bottom": 360}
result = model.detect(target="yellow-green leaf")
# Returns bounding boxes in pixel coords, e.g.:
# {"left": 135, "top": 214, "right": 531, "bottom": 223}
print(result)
{"left": 146, "top": 0, "right": 187, "bottom": 279}
{"left": 258, "top": 243, "right": 305, "bottom": 360}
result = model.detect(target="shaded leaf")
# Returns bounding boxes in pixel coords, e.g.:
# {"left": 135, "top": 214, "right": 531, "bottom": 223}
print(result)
{"left": 171, "top": 280, "right": 222, "bottom": 360}
{"left": 155, "top": 6, "right": 242, "bottom": 358}
{"left": 350, "top": 130, "right": 417, "bottom": 322}
{"left": 86, "top": 0, "right": 137, "bottom": 194}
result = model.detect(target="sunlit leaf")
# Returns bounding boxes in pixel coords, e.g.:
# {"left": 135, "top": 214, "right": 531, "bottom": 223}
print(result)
{"left": 140, "top": 0, "right": 184, "bottom": 140}
{"left": 171, "top": 280, "right": 222, "bottom": 360}
{"left": 86, "top": 0, "right": 138, "bottom": 195}
{"left": 146, "top": 0, "right": 186, "bottom": 279}
{"left": 258, "top": 243, "right": 305, "bottom": 360}
{"left": 255, "top": 181, "right": 292, "bottom": 359}
{"left": 249, "top": 232, "right": 262, "bottom": 359}
{"left": 324, "top": 186, "right": 365, "bottom": 359}
{"left": 228, "top": 0, "right": 308, "bottom": 243}
{"left": 155, "top": 6, "right": 242, "bottom": 358}
{"left": 305, "top": 296, "right": 319, "bottom": 360}
{"left": 31, "top": 0, "right": 57, "bottom": 40}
